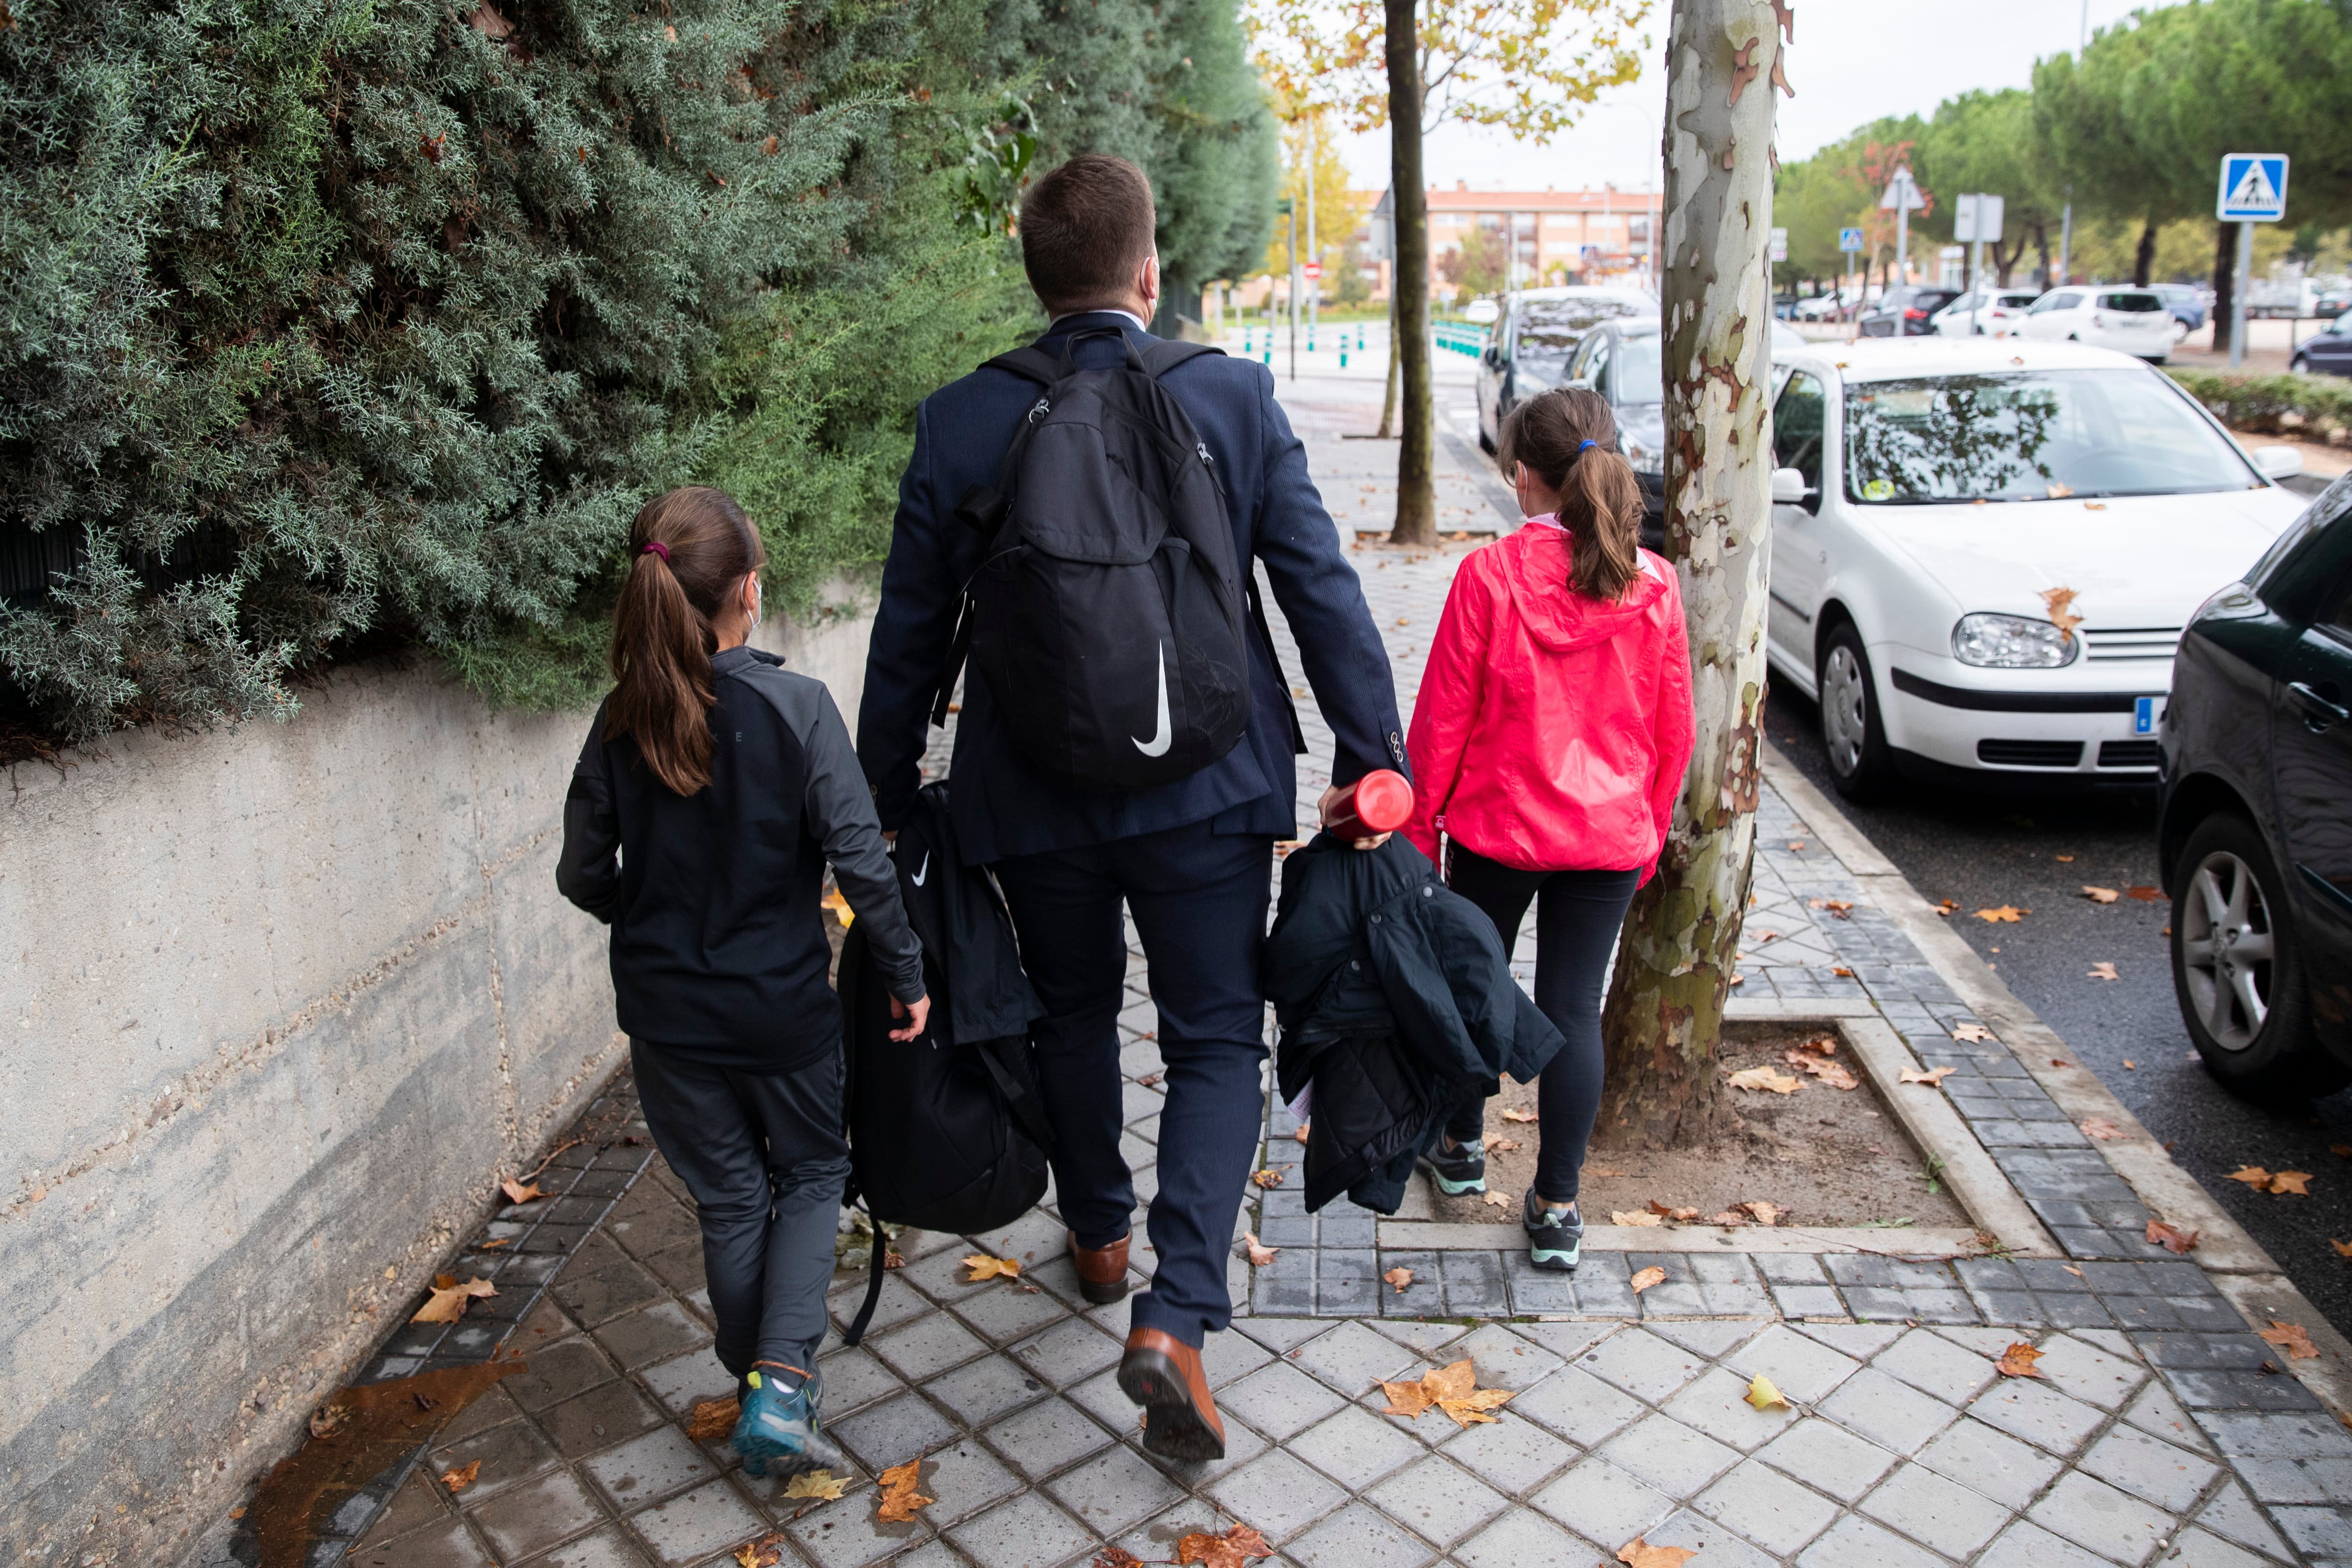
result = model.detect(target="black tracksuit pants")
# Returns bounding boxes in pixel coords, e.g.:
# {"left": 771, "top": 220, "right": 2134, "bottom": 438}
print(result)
{"left": 1440, "top": 846, "right": 1641, "bottom": 1203}
{"left": 629, "top": 1041, "right": 849, "bottom": 1381}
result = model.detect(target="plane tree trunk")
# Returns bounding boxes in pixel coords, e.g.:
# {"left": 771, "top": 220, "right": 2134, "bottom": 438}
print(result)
{"left": 1385, "top": 0, "right": 1437, "bottom": 546}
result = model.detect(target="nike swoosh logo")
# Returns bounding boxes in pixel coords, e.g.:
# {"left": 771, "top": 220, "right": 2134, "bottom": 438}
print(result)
{"left": 1132, "top": 642, "right": 1173, "bottom": 758}
{"left": 911, "top": 852, "right": 930, "bottom": 887}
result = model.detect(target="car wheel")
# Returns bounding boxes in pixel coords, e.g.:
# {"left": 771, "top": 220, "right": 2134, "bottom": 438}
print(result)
{"left": 2292, "top": 355, "right": 2309, "bottom": 376}
{"left": 2170, "top": 813, "right": 2343, "bottom": 1100}
{"left": 1817, "top": 623, "right": 1896, "bottom": 803}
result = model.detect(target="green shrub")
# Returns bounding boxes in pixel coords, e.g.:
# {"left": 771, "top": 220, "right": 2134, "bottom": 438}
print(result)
{"left": 2166, "top": 367, "right": 2352, "bottom": 438}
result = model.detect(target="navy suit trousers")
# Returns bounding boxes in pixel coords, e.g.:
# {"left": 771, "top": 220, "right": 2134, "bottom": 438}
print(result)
{"left": 990, "top": 821, "right": 1272, "bottom": 1348}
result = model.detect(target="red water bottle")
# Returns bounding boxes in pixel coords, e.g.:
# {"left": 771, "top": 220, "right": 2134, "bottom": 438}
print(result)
{"left": 1323, "top": 770, "right": 1414, "bottom": 840}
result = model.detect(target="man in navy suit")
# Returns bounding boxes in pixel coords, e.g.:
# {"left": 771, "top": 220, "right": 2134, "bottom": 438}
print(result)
{"left": 857, "top": 155, "right": 1403, "bottom": 1461}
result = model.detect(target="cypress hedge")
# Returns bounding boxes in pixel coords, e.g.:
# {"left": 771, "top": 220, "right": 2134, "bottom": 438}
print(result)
{"left": 0, "top": 0, "right": 1275, "bottom": 744}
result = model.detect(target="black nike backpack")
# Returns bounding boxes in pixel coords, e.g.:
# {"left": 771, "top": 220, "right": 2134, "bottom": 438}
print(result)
{"left": 936, "top": 330, "right": 1303, "bottom": 787}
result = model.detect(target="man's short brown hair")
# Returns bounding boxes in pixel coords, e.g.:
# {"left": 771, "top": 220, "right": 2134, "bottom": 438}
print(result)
{"left": 1019, "top": 155, "right": 1158, "bottom": 314}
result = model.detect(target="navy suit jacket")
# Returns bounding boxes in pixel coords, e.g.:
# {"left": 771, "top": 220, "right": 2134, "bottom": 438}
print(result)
{"left": 857, "top": 312, "right": 1406, "bottom": 864}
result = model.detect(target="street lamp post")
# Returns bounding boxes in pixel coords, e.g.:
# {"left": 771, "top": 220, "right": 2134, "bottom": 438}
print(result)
{"left": 1281, "top": 196, "right": 1298, "bottom": 382}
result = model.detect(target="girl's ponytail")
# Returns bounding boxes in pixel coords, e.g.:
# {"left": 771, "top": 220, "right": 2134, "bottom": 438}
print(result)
{"left": 1499, "top": 387, "right": 1645, "bottom": 603}
{"left": 607, "top": 487, "right": 766, "bottom": 796}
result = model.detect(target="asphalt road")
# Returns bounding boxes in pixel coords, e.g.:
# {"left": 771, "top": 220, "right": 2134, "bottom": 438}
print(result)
{"left": 1768, "top": 676, "right": 2352, "bottom": 1334}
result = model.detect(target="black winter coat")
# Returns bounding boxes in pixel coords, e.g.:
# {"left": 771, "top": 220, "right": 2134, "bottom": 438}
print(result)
{"left": 1263, "top": 834, "right": 1565, "bottom": 1213}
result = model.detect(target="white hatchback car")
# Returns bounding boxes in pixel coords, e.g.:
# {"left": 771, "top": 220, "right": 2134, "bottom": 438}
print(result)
{"left": 1931, "top": 288, "right": 2041, "bottom": 337}
{"left": 1764, "top": 338, "right": 2310, "bottom": 799}
{"left": 2017, "top": 287, "right": 2176, "bottom": 362}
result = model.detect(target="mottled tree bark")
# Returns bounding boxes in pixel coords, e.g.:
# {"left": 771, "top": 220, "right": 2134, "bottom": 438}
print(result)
{"left": 1595, "top": 0, "right": 1782, "bottom": 1150}
{"left": 1385, "top": 0, "right": 1437, "bottom": 545}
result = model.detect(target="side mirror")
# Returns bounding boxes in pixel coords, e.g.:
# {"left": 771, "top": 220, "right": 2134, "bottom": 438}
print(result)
{"left": 1771, "top": 467, "right": 1810, "bottom": 505}
{"left": 2254, "top": 444, "right": 2304, "bottom": 481}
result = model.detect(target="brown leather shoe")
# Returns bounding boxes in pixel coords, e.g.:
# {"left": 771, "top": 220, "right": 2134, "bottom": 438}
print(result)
{"left": 1119, "top": 1328, "right": 1226, "bottom": 1462}
{"left": 1067, "top": 1231, "right": 1132, "bottom": 1305}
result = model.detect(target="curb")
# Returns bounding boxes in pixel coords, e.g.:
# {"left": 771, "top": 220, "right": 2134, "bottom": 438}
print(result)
{"left": 1763, "top": 743, "right": 2352, "bottom": 1420}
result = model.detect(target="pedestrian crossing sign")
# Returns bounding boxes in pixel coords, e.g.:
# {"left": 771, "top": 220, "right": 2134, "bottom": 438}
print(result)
{"left": 2217, "top": 154, "right": 2289, "bottom": 222}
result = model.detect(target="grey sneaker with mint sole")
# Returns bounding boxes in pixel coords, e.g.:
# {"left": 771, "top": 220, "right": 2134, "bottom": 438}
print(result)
{"left": 1417, "top": 1137, "right": 1487, "bottom": 1196}
{"left": 1522, "top": 1190, "right": 1583, "bottom": 1272}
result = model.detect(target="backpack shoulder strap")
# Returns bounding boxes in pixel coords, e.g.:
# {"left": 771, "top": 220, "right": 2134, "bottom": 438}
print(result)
{"left": 1139, "top": 339, "right": 1224, "bottom": 377}
{"left": 980, "top": 346, "right": 1070, "bottom": 386}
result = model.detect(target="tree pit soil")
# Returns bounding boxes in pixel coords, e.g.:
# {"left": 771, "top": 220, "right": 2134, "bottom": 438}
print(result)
{"left": 1424, "top": 1024, "right": 1973, "bottom": 1231}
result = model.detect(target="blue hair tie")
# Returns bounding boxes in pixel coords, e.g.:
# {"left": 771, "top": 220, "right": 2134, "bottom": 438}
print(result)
{"left": 1576, "top": 439, "right": 1596, "bottom": 455}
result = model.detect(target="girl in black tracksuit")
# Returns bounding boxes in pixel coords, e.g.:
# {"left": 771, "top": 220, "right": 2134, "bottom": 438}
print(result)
{"left": 557, "top": 486, "right": 927, "bottom": 1480}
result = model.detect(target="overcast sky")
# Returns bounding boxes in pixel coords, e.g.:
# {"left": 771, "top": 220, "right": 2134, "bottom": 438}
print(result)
{"left": 1332, "top": 0, "right": 2156, "bottom": 195}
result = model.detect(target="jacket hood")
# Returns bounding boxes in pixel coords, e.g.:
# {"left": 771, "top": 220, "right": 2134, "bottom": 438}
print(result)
{"left": 1491, "top": 520, "right": 1671, "bottom": 652}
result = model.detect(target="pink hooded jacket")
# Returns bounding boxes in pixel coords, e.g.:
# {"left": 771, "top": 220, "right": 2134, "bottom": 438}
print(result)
{"left": 1402, "top": 518, "right": 1696, "bottom": 881}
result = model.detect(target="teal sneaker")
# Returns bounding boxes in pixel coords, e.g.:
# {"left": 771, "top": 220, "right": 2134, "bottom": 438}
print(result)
{"left": 1418, "top": 1137, "right": 1488, "bottom": 1197}
{"left": 731, "top": 1365, "right": 845, "bottom": 1480}
{"left": 1523, "top": 1190, "right": 1583, "bottom": 1272}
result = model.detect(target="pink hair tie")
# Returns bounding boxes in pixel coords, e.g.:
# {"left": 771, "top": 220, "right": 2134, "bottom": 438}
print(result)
{"left": 641, "top": 541, "right": 671, "bottom": 563}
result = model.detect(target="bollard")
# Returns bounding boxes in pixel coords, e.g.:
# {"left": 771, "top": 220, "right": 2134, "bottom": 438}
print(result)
{"left": 1339, "top": 347, "right": 1348, "bottom": 368}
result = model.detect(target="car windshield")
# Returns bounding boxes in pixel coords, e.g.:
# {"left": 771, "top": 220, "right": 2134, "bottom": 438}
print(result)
{"left": 1514, "top": 297, "right": 1650, "bottom": 377}
{"left": 1844, "top": 369, "right": 2259, "bottom": 503}
{"left": 1613, "top": 333, "right": 1663, "bottom": 404}
{"left": 2099, "top": 292, "right": 2163, "bottom": 312}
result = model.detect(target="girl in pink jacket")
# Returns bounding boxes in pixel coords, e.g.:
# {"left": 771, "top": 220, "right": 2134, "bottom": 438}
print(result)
{"left": 1401, "top": 387, "right": 1696, "bottom": 1272}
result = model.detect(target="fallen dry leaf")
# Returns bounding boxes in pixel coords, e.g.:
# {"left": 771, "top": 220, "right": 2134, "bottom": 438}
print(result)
{"left": 2082, "top": 885, "right": 2120, "bottom": 904}
{"left": 2228, "top": 1166, "right": 2275, "bottom": 1188}
{"left": 2079, "top": 1117, "right": 2125, "bottom": 1140}
{"left": 2056, "top": 854, "right": 2076, "bottom": 862}
{"left": 1951, "top": 1023, "right": 1994, "bottom": 1043}
{"left": 1975, "top": 906, "right": 2028, "bottom": 923}
{"left": 687, "top": 1396, "right": 739, "bottom": 1443}
{"left": 1995, "top": 1342, "right": 2045, "bottom": 1379}
{"left": 2332, "top": 1144, "right": 2352, "bottom": 1159}
{"left": 441, "top": 1460, "right": 482, "bottom": 1493}
{"left": 1727, "top": 1066, "right": 1802, "bottom": 1094}
{"left": 1740, "top": 1199, "right": 1784, "bottom": 1226}
{"left": 1786, "top": 1051, "right": 1860, "bottom": 1090}
{"left": 2126, "top": 885, "right": 2163, "bottom": 901}
{"left": 1380, "top": 1359, "right": 1517, "bottom": 1426}
{"left": 411, "top": 1275, "right": 497, "bottom": 1325}
{"left": 1175, "top": 1523, "right": 1274, "bottom": 1568}
{"left": 782, "top": 1470, "right": 850, "bottom": 1501}
{"left": 1832, "top": 966, "right": 1856, "bottom": 978}
{"left": 1936, "top": 899, "right": 1960, "bottom": 916}
{"left": 962, "top": 1254, "right": 1021, "bottom": 1283}
{"left": 874, "top": 1459, "right": 933, "bottom": 1523}
{"left": 1611, "top": 1211, "right": 1664, "bottom": 1227}
{"left": 1645, "top": 1199, "right": 1700, "bottom": 1221}
{"left": 2145, "top": 1220, "right": 2200, "bottom": 1254}
{"left": 1136, "top": 1072, "right": 1162, "bottom": 1087}
{"left": 1093, "top": 1551, "right": 1146, "bottom": 1568}
{"left": 2040, "top": 585, "right": 2082, "bottom": 634}
{"left": 1744, "top": 1374, "right": 1791, "bottom": 1412}
{"left": 2272, "top": 1171, "right": 2315, "bottom": 1195}
{"left": 1383, "top": 1266, "right": 1414, "bottom": 1295}
{"left": 1791, "top": 1036, "right": 1838, "bottom": 1057}
{"left": 736, "top": 1535, "right": 788, "bottom": 1568}
{"left": 1482, "top": 1189, "right": 1511, "bottom": 1209}
{"left": 2123, "top": 1060, "right": 2136, "bottom": 1069}
{"left": 1629, "top": 1265, "right": 1668, "bottom": 1295}
{"left": 1490, "top": 1137, "right": 1524, "bottom": 1153}
{"left": 499, "top": 1178, "right": 546, "bottom": 1205}
{"left": 2332, "top": 1239, "right": 2352, "bottom": 1258}
{"left": 821, "top": 887, "right": 854, "bottom": 928}
{"left": 309, "top": 1404, "right": 351, "bottom": 1440}
{"left": 1240, "top": 1233, "right": 1277, "bottom": 1267}
{"left": 1617, "top": 1538, "right": 1698, "bottom": 1568}
{"left": 1251, "top": 1168, "right": 1285, "bottom": 1189}
{"left": 1709, "top": 1211, "right": 1748, "bottom": 1227}
{"left": 1901, "top": 1066, "right": 1957, "bottom": 1087}
{"left": 1499, "top": 1107, "right": 1539, "bottom": 1124}
{"left": 2260, "top": 1320, "right": 2320, "bottom": 1360}
{"left": 2087, "top": 962, "right": 2120, "bottom": 981}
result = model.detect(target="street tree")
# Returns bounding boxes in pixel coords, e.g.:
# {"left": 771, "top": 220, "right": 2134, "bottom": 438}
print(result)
{"left": 1252, "top": 0, "right": 1652, "bottom": 545}
{"left": 1593, "top": 0, "right": 1786, "bottom": 1149}
{"left": 1912, "top": 90, "right": 2063, "bottom": 286}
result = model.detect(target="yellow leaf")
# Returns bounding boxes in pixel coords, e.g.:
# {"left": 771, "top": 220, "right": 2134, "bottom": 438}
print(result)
{"left": 2271, "top": 1171, "right": 2314, "bottom": 1195}
{"left": 1974, "top": 905, "right": 2028, "bottom": 923}
{"left": 440, "top": 1460, "right": 482, "bottom": 1493}
{"left": 499, "top": 1178, "right": 545, "bottom": 1205}
{"left": 1617, "top": 1538, "right": 1697, "bottom": 1568}
{"left": 1727, "top": 1066, "right": 1801, "bottom": 1094}
{"left": 1629, "top": 1265, "right": 1667, "bottom": 1294}
{"left": 1379, "top": 1376, "right": 1434, "bottom": 1418}
{"left": 1995, "top": 1342, "right": 2044, "bottom": 1378}
{"left": 411, "top": 1275, "right": 497, "bottom": 1324}
{"left": 2227, "top": 1166, "right": 2275, "bottom": 1188}
{"left": 874, "top": 1459, "right": 933, "bottom": 1523}
{"left": 1251, "top": 1168, "right": 1286, "bottom": 1189}
{"left": 783, "top": 1470, "right": 849, "bottom": 1501}
{"left": 1900, "top": 1065, "right": 1956, "bottom": 1087}
{"left": 1379, "top": 1360, "right": 1511, "bottom": 1426}
{"left": 1739, "top": 1199, "right": 1783, "bottom": 1226}
{"left": 735, "top": 1534, "right": 788, "bottom": 1567}
{"left": 962, "top": 1254, "right": 1021, "bottom": 1282}
{"left": 2081, "top": 885, "right": 2120, "bottom": 903}
{"left": 1436, "top": 1388, "right": 1515, "bottom": 1426}
{"left": 1744, "top": 1374, "right": 1791, "bottom": 1412}
{"left": 821, "top": 887, "right": 854, "bottom": 927}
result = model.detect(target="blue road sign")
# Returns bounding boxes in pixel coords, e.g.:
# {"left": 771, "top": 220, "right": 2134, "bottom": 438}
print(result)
{"left": 2217, "top": 154, "right": 2289, "bottom": 222}
{"left": 1839, "top": 227, "right": 1865, "bottom": 252}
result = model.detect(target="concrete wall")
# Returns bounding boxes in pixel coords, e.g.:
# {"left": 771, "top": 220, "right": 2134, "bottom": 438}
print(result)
{"left": 0, "top": 595, "right": 875, "bottom": 1568}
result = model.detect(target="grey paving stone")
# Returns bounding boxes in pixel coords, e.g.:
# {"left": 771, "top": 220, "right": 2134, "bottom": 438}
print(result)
{"left": 2028, "top": 1468, "right": 2182, "bottom": 1565}
{"left": 1044, "top": 1443, "right": 1188, "bottom": 1538}
{"left": 1529, "top": 1456, "right": 1676, "bottom": 1547}
{"left": 1695, "top": 1457, "right": 1843, "bottom": 1555}
{"left": 1758, "top": 1254, "right": 1831, "bottom": 1285}
{"left": 467, "top": 1469, "right": 609, "bottom": 1563}
{"left": 2276, "top": 1504, "right": 2352, "bottom": 1555}
{"left": 1450, "top": 1505, "right": 1604, "bottom": 1568}
{"left": 1816, "top": 1368, "right": 1956, "bottom": 1456}
{"left": 1794, "top": 1513, "right": 1947, "bottom": 1568}
{"left": 1843, "top": 1284, "right": 1918, "bottom": 1321}
{"left": 1451, "top": 1323, "right": 1567, "bottom": 1390}
{"left": 1859, "top": 1459, "right": 2016, "bottom": 1557}
{"left": 783, "top": 1492, "right": 928, "bottom": 1568}
{"left": 979, "top": 1395, "right": 1114, "bottom": 1482}
{"left": 2121, "top": 1376, "right": 2212, "bottom": 1453}
{"left": 925, "top": 1353, "right": 1046, "bottom": 1429}
{"left": 830, "top": 1392, "right": 960, "bottom": 1473}
{"left": 625, "top": 1479, "right": 769, "bottom": 1568}
{"left": 1914, "top": 1415, "right": 2065, "bottom": 1510}
{"left": 2194, "top": 1479, "right": 2296, "bottom": 1558}
{"left": 1640, "top": 1505, "right": 1780, "bottom": 1568}
{"left": 1575, "top": 1327, "right": 1712, "bottom": 1404}
{"left": 952, "top": 1280, "right": 1072, "bottom": 1346}
{"left": 1753, "top": 1415, "right": 1899, "bottom": 1503}
{"left": 1439, "top": 1250, "right": 1509, "bottom": 1315}
{"left": 1365, "top": 1455, "right": 1511, "bottom": 1547}
{"left": 2159, "top": 1527, "right": 2277, "bottom": 1568}
{"left": 896, "top": 1437, "right": 1022, "bottom": 1528}
{"left": 1968, "top": 1374, "right": 2109, "bottom": 1456}
{"left": 945, "top": 1489, "right": 1098, "bottom": 1568}
{"left": 1974, "top": 1517, "right": 2118, "bottom": 1568}
{"left": 1369, "top": 1319, "right": 1475, "bottom": 1359}
{"left": 2030, "top": 1334, "right": 2151, "bottom": 1412}
{"left": 2077, "top": 1424, "right": 2219, "bottom": 1513}
{"left": 811, "top": 1345, "right": 906, "bottom": 1421}
{"left": 1206, "top": 1448, "right": 1350, "bottom": 1545}
{"left": 1063, "top": 1365, "right": 1139, "bottom": 1432}
{"left": 1773, "top": 1285, "right": 1849, "bottom": 1319}
{"left": 1236, "top": 1316, "right": 1330, "bottom": 1355}
{"left": 1288, "top": 1403, "right": 1427, "bottom": 1490}
{"left": 1199, "top": 1327, "right": 1275, "bottom": 1391}
{"left": 576, "top": 1425, "right": 715, "bottom": 1510}
{"left": 1219, "top": 1358, "right": 1347, "bottom": 1442}
{"left": 1660, "top": 1366, "right": 1801, "bottom": 1453}
{"left": 1598, "top": 1414, "right": 1742, "bottom": 1496}
{"left": 2233, "top": 1455, "right": 2352, "bottom": 1505}
{"left": 1285, "top": 1499, "right": 1438, "bottom": 1568}
{"left": 1726, "top": 1323, "right": 1865, "bottom": 1405}
{"left": 520, "top": 1525, "right": 652, "bottom": 1568}
{"left": 1871, "top": 1327, "right": 1999, "bottom": 1405}
{"left": 2169, "top": 1367, "right": 2328, "bottom": 1411}
{"left": 1646, "top": 1318, "right": 1763, "bottom": 1359}
{"left": 1010, "top": 1315, "right": 1125, "bottom": 1389}
{"left": 1508, "top": 1362, "right": 1648, "bottom": 1448}
{"left": 1437, "top": 1409, "right": 1577, "bottom": 1494}
{"left": 1290, "top": 1319, "right": 1417, "bottom": 1396}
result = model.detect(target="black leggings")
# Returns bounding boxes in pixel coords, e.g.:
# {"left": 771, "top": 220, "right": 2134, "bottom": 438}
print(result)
{"left": 1441, "top": 845, "right": 1640, "bottom": 1204}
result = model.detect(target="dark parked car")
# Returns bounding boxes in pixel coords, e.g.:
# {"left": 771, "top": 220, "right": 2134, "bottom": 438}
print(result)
{"left": 2291, "top": 312, "right": 2352, "bottom": 377}
{"left": 1472, "top": 288, "right": 1662, "bottom": 548}
{"left": 2159, "top": 479, "right": 2352, "bottom": 1098}
{"left": 1855, "top": 285, "right": 1961, "bottom": 337}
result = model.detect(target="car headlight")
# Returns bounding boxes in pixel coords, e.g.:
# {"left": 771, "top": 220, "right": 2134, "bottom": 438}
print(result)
{"left": 1952, "top": 612, "right": 2080, "bottom": 669}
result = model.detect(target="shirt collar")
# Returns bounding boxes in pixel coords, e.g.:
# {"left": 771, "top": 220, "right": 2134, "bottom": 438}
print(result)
{"left": 1048, "top": 307, "right": 1149, "bottom": 332}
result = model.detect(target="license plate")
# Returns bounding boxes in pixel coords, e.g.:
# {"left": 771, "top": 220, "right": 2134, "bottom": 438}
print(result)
{"left": 2135, "top": 696, "right": 2163, "bottom": 735}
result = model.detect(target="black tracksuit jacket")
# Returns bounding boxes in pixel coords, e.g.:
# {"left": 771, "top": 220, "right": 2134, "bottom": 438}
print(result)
{"left": 558, "top": 646, "right": 925, "bottom": 1069}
